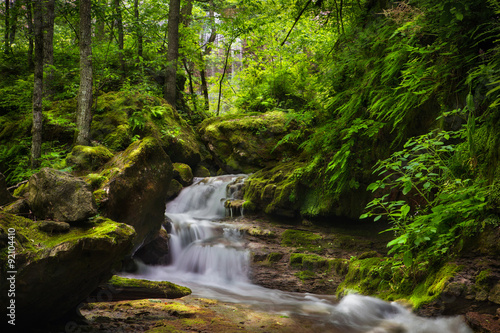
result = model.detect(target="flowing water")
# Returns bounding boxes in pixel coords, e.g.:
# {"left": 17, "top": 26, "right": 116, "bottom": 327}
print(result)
{"left": 122, "top": 175, "right": 473, "bottom": 333}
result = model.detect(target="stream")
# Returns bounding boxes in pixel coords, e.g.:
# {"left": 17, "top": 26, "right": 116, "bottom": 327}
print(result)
{"left": 122, "top": 175, "right": 473, "bottom": 333}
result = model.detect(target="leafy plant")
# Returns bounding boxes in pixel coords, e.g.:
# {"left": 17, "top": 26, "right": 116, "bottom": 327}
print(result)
{"left": 361, "top": 125, "right": 489, "bottom": 268}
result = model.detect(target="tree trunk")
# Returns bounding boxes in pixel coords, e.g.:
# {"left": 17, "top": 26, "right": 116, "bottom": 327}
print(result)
{"left": 43, "top": 0, "right": 55, "bottom": 99}
{"left": 26, "top": 0, "right": 34, "bottom": 69}
{"left": 4, "top": 0, "right": 11, "bottom": 54}
{"left": 217, "top": 40, "right": 233, "bottom": 116}
{"left": 199, "top": 0, "right": 216, "bottom": 111}
{"left": 31, "top": 0, "right": 44, "bottom": 169}
{"left": 113, "top": 0, "right": 125, "bottom": 73}
{"left": 9, "top": 0, "right": 19, "bottom": 46}
{"left": 134, "top": 0, "right": 143, "bottom": 58}
{"left": 76, "top": 0, "right": 93, "bottom": 146}
{"left": 164, "top": 0, "right": 181, "bottom": 108}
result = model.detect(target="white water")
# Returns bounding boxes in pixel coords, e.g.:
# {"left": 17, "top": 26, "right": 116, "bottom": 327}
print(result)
{"left": 122, "top": 175, "right": 473, "bottom": 333}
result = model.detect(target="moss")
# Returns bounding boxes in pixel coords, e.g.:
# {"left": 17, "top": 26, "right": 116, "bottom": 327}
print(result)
{"left": 173, "top": 163, "right": 193, "bottom": 185}
{"left": 85, "top": 173, "right": 109, "bottom": 190}
{"left": 290, "top": 253, "right": 328, "bottom": 271}
{"left": 408, "top": 263, "right": 462, "bottom": 308}
{"left": 13, "top": 182, "right": 28, "bottom": 197}
{"left": 267, "top": 252, "right": 283, "bottom": 263}
{"left": 108, "top": 276, "right": 191, "bottom": 298}
{"left": 193, "top": 165, "right": 211, "bottom": 178}
{"left": 66, "top": 145, "right": 114, "bottom": 172}
{"left": 163, "top": 302, "right": 197, "bottom": 318}
{"left": 167, "top": 179, "right": 183, "bottom": 199}
{"left": 328, "top": 258, "right": 350, "bottom": 276}
{"left": 475, "top": 269, "right": 493, "bottom": 289}
{"left": 336, "top": 257, "right": 391, "bottom": 297}
{"left": 295, "top": 270, "right": 316, "bottom": 281}
{"left": 281, "top": 229, "right": 322, "bottom": 253}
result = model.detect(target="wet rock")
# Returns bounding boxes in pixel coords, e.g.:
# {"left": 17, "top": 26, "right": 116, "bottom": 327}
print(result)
{"left": 0, "top": 213, "right": 135, "bottom": 324}
{"left": 100, "top": 137, "right": 173, "bottom": 250}
{"left": 133, "top": 229, "right": 170, "bottom": 265}
{"left": 0, "top": 172, "right": 14, "bottom": 206}
{"left": 193, "top": 165, "right": 211, "bottom": 178}
{"left": 465, "top": 312, "right": 500, "bottom": 333}
{"left": 27, "top": 168, "right": 97, "bottom": 223}
{"left": 166, "top": 179, "right": 183, "bottom": 199}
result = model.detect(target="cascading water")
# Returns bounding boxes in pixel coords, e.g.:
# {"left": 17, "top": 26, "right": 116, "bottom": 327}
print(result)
{"left": 122, "top": 175, "right": 473, "bottom": 333}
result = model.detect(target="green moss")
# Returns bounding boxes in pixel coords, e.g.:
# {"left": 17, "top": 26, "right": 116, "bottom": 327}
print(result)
{"left": 290, "top": 253, "right": 328, "bottom": 271}
{"left": 163, "top": 302, "right": 197, "bottom": 318}
{"left": 173, "top": 163, "right": 193, "bottom": 185}
{"left": 336, "top": 257, "right": 391, "bottom": 297}
{"left": 193, "top": 165, "right": 211, "bottom": 178}
{"left": 86, "top": 173, "right": 109, "bottom": 190}
{"left": 409, "top": 263, "right": 462, "bottom": 308}
{"left": 108, "top": 276, "right": 191, "bottom": 298}
{"left": 267, "top": 252, "right": 283, "bottom": 263}
{"left": 281, "top": 229, "right": 322, "bottom": 253}
{"left": 13, "top": 182, "right": 28, "bottom": 197}
{"left": 328, "top": 258, "right": 350, "bottom": 276}
{"left": 295, "top": 270, "right": 316, "bottom": 281}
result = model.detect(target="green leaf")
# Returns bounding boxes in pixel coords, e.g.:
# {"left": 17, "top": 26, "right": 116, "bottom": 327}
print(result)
{"left": 374, "top": 215, "right": 382, "bottom": 222}
{"left": 402, "top": 181, "right": 412, "bottom": 195}
{"left": 401, "top": 204, "right": 410, "bottom": 217}
{"left": 403, "top": 251, "right": 413, "bottom": 267}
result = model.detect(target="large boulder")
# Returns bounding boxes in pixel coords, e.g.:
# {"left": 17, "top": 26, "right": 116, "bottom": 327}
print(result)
{"left": 99, "top": 137, "right": 173, "bottom": 250}
{"left": 27, "top": 168, "right": 97, "bottom": 223}
{"left": 198, "top": 111, "right": 297, "bottom": 173}
{"left": 0, "top": 212, "right": 135, "bottom": 324}
{"left": 65, "top": 145, "right": 114, "bottom": 172}
{"left": 0, "top": 172, "right": 14, "bottom": 206}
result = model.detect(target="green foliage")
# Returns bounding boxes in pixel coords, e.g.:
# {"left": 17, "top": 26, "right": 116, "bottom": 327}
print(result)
{"left": 361, "top": 126, "right": 490, "bottom": 269}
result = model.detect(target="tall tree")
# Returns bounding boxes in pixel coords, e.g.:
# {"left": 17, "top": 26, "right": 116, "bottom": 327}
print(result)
{"left": 43, "top": 0, "right": 56, "bottom": 98}
{"left": 31, "top": 0, "right": 44, "bottom": 168}
{"left": 113, "top": 0, "right": 125, "bottom": 73}
{"left": 4, "top": 0, "right": 11, "bottom": 54}
{"left": 199, "top": 0, "right": 216, "bottom": 111}
{"left": 26, "top": 0, "right": 34, "bottom": 69}
{"left": 164, "top": 0, "right": 180, "bottom": 107}
{"left": 76, "top": 0, "right": 93, "bottom": 146}
{"left": 134, "top": 0, "right": 143, "bottom": 58}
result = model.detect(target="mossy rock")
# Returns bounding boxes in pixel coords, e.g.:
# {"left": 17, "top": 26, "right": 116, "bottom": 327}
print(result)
{"left": 281, "top": 229, "right": 323, "bottom": 253}
{"left": 193, "top": 165, "right": 211, "bottom": 178}
{"left": 101, "top": 276, "right": 191, "bottom": 300}
{"left": 99, "top": 137, "right": 174, "bottom": 250}
{"left": 167, "top": 179, "right": 183, "bottom": 199}
{"left": 91, "top": 91, "right": 204, "bottom": 166}
{"left": 290, "top": 253, "right": 328, "bottom": 271}
{"left": 173, "top": 163, "right": 193, "bottom": 186}
{"left": 66, "top": 145, "right": 114, "bottom": 172}
{"left": 0, "top": 213, "right": 135, "bottom": 323}
{"left": 198, "top": 111, "right": 297, "bottom": 173}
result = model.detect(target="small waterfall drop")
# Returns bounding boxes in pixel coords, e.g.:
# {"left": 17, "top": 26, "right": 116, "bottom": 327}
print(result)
{"left": 164, "top": 175, "right": 249, "bottom": 283}
{"left": 122, "top": 175, "right": 473, "bottom": 333}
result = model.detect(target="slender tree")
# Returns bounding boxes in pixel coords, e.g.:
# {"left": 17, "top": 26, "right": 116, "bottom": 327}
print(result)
{"left": 43, "top": 0, "right": 56, "bottom": 99}
{"left": 26, "top": 0, "right": 34, "bottom": 69}
{"left": 4, "top": 0, "right": 11, "bottom": 54}
{"left": 134, "top": 0, "right": 143, "bottom": 58}
{"left": 113, "top": 0, "right": 125, "bottom": 73}
{"left": 76, "top": 0, "right": 93, "bottom": 146}
{"left": 199, "top": 0, "right": 216, "bottom": 111}
{"left": 164, "top": 0, "right": 181, "bottom": 107}
{"left": 31, "top": 0, "right": 44, "bottom": 168}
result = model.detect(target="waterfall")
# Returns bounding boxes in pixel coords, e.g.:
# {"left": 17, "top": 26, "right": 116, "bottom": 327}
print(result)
{"left": 164, "top": 175, "right": 249, "bottom": 283}
{"left": 122, "top": 175, "right": 473, "bottom": 333}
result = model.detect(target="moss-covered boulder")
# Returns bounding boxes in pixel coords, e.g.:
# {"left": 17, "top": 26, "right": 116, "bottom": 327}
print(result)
{"left": 91, "top": 91, "right": 205, "bottom": 167}
{"left": 94, "top": 276, "right": 191, "bottom": 301}
{"left": 0, "top": 213, "right": 135, "bottom": 323}
{"left": 198, "top": 111, "right": 296, "bottom": 173}
{"left": 27, "top": 168, "right": 97, "bottom": 223}
{"left": 65, "top": 145, "right": 114, "bottom": 172}
{"left": 99, "top": 137, "right": 173, "bottom": 250}
{"left": 0, "top": 172, "right": 14, "bottom": 206}
{"left": 193, "top": 165, "right": 211, "bottom": 178}
{"left": 173, "top": 162, "right": 193, "bottom": 186}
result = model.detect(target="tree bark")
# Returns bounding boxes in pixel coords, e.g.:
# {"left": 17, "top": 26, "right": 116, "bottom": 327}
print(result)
{"left": 26, "top": 0, "right": 34, "bottom": 69}
{"left": 217, "top": 39, "right": 233, "bottom": 116}
{"left": 31, "top": 0, "right": 44, "bottom": 169}
{"left": 76, "top": 0, "right": 93, "bottom": 146}
{"left": 199, "top": 0, "right": 216, "bottom": 111}
{"left": 134, "top": 0, "right": 143, "bottom": 58}
{"left": 43, "top": 0, "right": 55, "bottom": 99}
{"left": 4, "top": 0, "right": 10, "bottom": 54}
{"left": 164, "top": 0, "right": 181, "bottom": 108}
{"left": 9, "top": 0, "right": 19, "bottom": 46}
{"left": 113, "top": 0, "right": 125, "bottom": 73}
